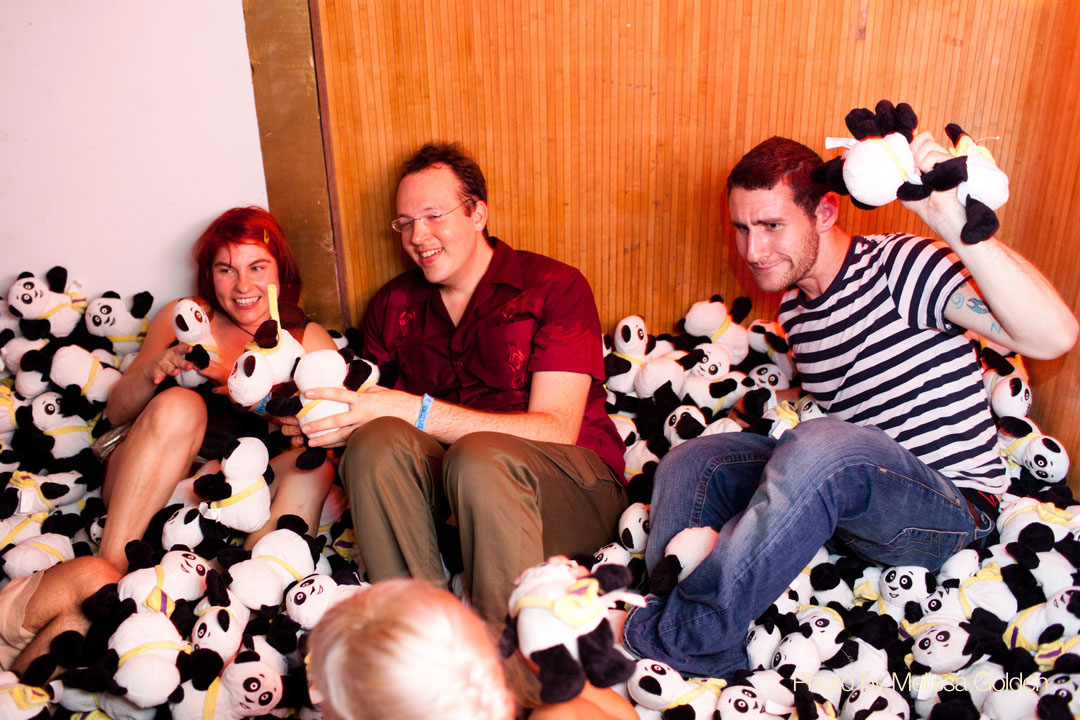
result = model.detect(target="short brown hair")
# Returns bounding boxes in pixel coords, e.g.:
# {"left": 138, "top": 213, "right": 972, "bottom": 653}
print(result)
{"left": 727, "top": 137, "right": 828, "bottom": 218}
{"left": 401, "top": 143, "right": 489, "bottom": 237}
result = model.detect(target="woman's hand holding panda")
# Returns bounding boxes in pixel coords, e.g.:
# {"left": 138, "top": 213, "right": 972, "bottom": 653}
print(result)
{"left": 147, "top": 343, "right": 196, "bottom": 385}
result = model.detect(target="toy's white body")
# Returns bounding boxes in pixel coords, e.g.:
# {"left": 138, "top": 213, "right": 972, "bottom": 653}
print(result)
{"left": 228, "top": 528, "right": 316, "bottom": 609}
{"left": 50, "top": 344, "right": 123, "bottom": 403}
{"left": 118, "top": 550, "right": 210, "bottom": 615}
{"left": 2, "top": 531, "right": 74, "bottom": 577}
{"left": 172, "top": 298, "right": 219, "bottom": 389}
{"left": 109, "top": 612, "right": 188, "bottom": 708}
{"left": 199, "top": 437, "right": 271, "bottom": 533}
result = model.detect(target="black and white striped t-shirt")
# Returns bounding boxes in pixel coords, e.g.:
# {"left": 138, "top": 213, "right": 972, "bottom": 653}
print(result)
{"left": 777, "top": 233, "right": 1006, "bottom": 492}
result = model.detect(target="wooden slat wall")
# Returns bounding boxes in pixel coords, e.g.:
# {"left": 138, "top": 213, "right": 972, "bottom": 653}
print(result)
{"left": 313, "top": 0, "right": 1080, "bottom": 485}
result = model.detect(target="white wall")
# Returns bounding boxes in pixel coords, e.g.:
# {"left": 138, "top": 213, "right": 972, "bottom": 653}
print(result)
{"left": 0, "top": 0, "right": 267, "bottom": 315}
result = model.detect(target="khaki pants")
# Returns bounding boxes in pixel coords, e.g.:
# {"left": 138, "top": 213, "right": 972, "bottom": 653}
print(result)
{"left": 339, "top": 416, "right": 628, "bottom": 631}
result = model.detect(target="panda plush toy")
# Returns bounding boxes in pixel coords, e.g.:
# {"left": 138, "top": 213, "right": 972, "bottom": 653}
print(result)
{"left": 0, "top": 670, "right": 62, "bottom": 720}
{"left": 284, "top": 571, "right": 370, "bottom": 630}
{"left": 172, "top": 298, "right": 220, "bottom": 389}
{"left": 106, "top": 610, "right": 193, "bottom": 709}
{"left": 117, "top": 548, "right": 210, "bottom": 617}
{"left": 500, "top": 556, "right": 644, "bottom": 704}
{"left": 14, "top": 390, "right": 95, "bottom": 462}
{"left": 679, "top": 295, "right": 751, "bottom": 365}
{"left": 223, "top": 516, "right": 319, "bottom": 610}
{"left": 626, "top": 657, "right": 726, "bottom": 719}
{"left": 194, "top": 437, "right": 272, "bottom": 534}
{"left": 814, "top": 100, "right": 928, "bottom": 210}
{"left": 49, "top": 344, "right": 123, "bottom": 405}
{"left": 5, "top": 265, "right": 88, "bottom": 340}
{"left": 84, "top": 290, "right": 154, "bottom": 368}
{"left": 168, "top": 650, "right": 284, "bottom": 720}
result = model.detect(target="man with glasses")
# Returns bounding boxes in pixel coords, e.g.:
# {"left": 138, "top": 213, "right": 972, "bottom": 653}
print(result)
{"left": 291, "top": 143, "right": 627, "bottom": 655}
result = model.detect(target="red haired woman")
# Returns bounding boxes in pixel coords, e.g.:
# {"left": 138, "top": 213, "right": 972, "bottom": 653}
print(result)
{"left": 100, "top": 207, "right": 338, "bottom": 571}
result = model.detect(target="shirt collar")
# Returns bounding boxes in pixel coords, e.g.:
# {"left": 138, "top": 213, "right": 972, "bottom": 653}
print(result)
{"left": 482, "top": 236, "right": 524, "bottom": 291}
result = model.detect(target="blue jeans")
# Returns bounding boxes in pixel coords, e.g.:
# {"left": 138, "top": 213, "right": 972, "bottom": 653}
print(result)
{"left": 621, "top": 417, "right": 994, "bottom": 678}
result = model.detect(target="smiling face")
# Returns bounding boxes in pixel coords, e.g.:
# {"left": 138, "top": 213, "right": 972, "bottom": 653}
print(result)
{"left": 730, "top": 182, "right": 824, "bottom": 294}
{"left": 395, "top": 165, "right": 490, "bottom": 292}
{"left": 212, "top": 242, "right": 280, "bottom": 332}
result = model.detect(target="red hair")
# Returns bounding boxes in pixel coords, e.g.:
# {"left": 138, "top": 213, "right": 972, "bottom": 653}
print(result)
{"left": 192, "top": 207, "right": 302, "bottom": 313}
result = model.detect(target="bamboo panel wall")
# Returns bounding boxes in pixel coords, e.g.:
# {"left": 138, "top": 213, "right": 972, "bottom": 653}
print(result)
{"left": 313, "top": 0, "right": 1080, "bottom": 482}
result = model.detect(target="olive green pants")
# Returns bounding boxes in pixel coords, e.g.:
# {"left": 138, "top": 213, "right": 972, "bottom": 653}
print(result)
{"left": 339, "top": 416, "right": 627, "bottom": 631}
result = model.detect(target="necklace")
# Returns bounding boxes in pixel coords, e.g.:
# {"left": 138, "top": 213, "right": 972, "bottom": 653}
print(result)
{"left": 223, "top": 311, "right": 257, "bottom": 339}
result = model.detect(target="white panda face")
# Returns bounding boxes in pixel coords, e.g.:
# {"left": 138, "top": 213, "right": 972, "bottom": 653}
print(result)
{"left": 228, "top": 351, "right": 274, "bottom": 407}
{"left": 913, "top": 624, "right": 971, "bottom": 673}
{"left": 1040, "top": 674, "right": 1080, "bottom": 714}
{"left": 1020, "top": 436, "right": 1070, "bottom": 483}
{"left": 627, "top": 659, "right": 684, "bottom": 709}
{"left": 1046, "top": 587, "right": 1080, "bottom": 633}
{"left": 750, "top": 363, "right": 790, "bottom": 391}
{"left": 223, "top": 660, "right": 283, "bottom": 713}
{"left": 664, "top": 405, "right": 705, "bottom": 447}
{"left": 30, "top": 392, "right": 65, "bottom": 431}
{"left": 192, "top": 607, "right": 243, "bottom": 655}
{"left": 85, "top": 297, "right": 122, "bottom": 333}
{"left": 879, "top": 567, "right": 931, "bottom": 605}
{"left": 691, "top": 343, "right": 732, "bottom": 378}
{"left": 618, "top": 502, "right": 650, "bottom": 553}
{"left": 796, "top": 606, "right": 845, "bottom": 660}
{"left": 162, "top": 507, "right": 205, "bottom": 551}
{"left": 717, "top": 685, "right": 771, "bottom": 720}
{"left": 795, "top": 396, "right": 827, "bottom": 421}
{"left": 593, "top": 542, "right": 631, "bottom": 568}
{"left": 770, "top": 632, "right": 822, "bottom": 681}
{"left": 613, "top": 315, "right": 648, "bottom": 356}
{"left": 286, "top": 573, "right": 339, "bottom": 629}
{"left": 920, "top": 584, "right": 963, "bottom": 621}
{"left": 160, "top": 550, "right": 209, "bottom": 597}
{"left": 7, "top": 276, "right": 48, "bottom": 318}
{"left": 840, "top": 683, "right": 910, "bottom": 720}
{"left": 745, "top": 622, "right": 783, "bottom": 671}
{"left": 172, "top": 299, "right": 211, "bottom": 343}
{"left": 990, "top": 375, "right": 1032, "bottom": 418}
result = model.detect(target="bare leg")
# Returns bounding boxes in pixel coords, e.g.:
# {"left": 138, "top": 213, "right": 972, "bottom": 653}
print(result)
{"left": 100, "top": 387, "right": 207, "bottom": 572}
{"left": 244, "top": 448, "right": 335, "bottom": 548}
{"left": 10, "top": 557, "right": 121, "bottom": 675}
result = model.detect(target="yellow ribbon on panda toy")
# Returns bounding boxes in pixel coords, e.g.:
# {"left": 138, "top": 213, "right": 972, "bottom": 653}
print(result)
{"left": 202, "top": 676, "right": 222, "bottom": 720}
{"left": 0, "top": 683, "right": 52, "bottom": 711}
{"left": 0, "top": 512, "right": 48, "bottom": 548}
{"left": 108, "top": 316, "right": 151, "bottom": 345}
{"left": 0, "top": 386, "right": 18, "bottom": 431}
{"left": 514, "top": 577, "right": 607, "bottom": 629}
{"left": 864, "top": 137, "right": 914, "bottom": 181}
{"left": 668, "top": 677, "right": 727, "bottom": 709}
{"left": 8, "top": 470, "right": 55, "bottom": 511}
{"left": 143, "top": 564, "right": 177, "bottom": 616}
{"left": 207, "top": 475, "right": 267, "bottom": 509}
{"left": 708, "top": 316, "right": 732, "bottom": 343}
{"left": 39, "top": 291, "right": 88, "bottom": 320}
{"left": 116, "top": 638, "right": 192, "bottom": 668}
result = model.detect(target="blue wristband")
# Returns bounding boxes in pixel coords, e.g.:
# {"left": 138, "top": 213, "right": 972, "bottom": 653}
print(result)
{"left": 253, "top": 394, "right": 270, "bottom": 415}
{"left": 415, "top": 394, "right": 434, "bottom": 431}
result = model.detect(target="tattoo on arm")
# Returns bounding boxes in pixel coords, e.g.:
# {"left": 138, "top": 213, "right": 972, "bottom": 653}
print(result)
{"left": 966, "top": 298, "right": 991, "bottom": 315}
{"left": 950, "top": 292, "right": 964, "bottom": 309}
{"left": 990, "top": 321, "right": 1003, "bottom": 335}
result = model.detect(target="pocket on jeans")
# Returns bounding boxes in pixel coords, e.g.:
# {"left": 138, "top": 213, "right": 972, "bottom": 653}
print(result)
{"left": 843, "top": 526, "right": 969, "bottom": 567}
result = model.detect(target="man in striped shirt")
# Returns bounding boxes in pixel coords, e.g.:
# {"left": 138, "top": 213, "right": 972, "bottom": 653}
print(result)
{"left": 621, "top": 135, "right": 1077, "bottom": 678}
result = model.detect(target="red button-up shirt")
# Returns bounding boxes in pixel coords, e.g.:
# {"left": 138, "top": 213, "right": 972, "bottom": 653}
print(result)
{"left": 361, "top": 237, "right": 625, "bottom": 477}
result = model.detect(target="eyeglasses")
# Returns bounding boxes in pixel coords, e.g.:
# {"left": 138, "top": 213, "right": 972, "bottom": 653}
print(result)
{"left": 391, "top": 200, "right": 469, "bottom": 233}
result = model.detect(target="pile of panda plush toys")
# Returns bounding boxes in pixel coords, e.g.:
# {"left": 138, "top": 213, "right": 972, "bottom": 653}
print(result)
{"left": 574, "top": 293, "right": 1080, "bottom": 720}
{"left": 0, "top": 103, "right": 1074, "bottom": 718}
{"left": 0, "top": 267, "right": 373, "bottom": 719}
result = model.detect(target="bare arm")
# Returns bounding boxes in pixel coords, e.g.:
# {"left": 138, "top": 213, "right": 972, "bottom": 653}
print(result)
{"left": 104, "top": 300, "right": 194, "bottom": 425}
{"left": 903, "top": 131, "right": 1078, "bottom": 359}
{"left": 291, "top": 370, "right": 591, "bottom": 448}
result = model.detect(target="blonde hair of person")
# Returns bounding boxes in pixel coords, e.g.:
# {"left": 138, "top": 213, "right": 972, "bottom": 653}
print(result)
{"left": 307, "top": 578, "right": 516, "bottom": 720}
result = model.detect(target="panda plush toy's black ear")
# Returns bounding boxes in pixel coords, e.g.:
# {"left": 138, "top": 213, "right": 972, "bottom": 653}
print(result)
{"left": 45, "top": 265, "right": 68, "bottom": 293}
{"left": 131, "top": 290, "right": 154, "bottom": 318}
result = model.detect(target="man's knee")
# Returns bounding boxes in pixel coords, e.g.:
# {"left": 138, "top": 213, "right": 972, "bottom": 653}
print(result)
{"left": 443, "top": 432, "right": 524, "bottom": 505}
{"left": 341, "top": 416, "right": 434, "bottom": 496}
